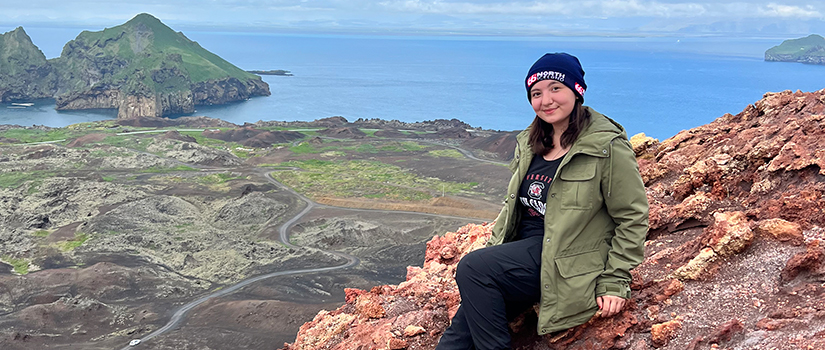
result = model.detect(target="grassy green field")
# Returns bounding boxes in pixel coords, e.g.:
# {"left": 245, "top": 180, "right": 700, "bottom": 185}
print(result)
{"left": 288, "top": 139, "right": 427, "bottom": 154}
{"left": 270, "top": 159, "right": 478, "bottom": 201}
{"left": 767, "top": 34, "right": 825, "bottom": 56}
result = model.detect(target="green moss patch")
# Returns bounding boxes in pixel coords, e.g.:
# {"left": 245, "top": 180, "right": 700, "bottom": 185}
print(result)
{"left": 56, "top": 233, "right": 89, "bottom": 252}
{"left": 271, "top": 159, "right": 477, "bottom": 201}
{"left": 2, "top": 256, "right": 31, "bottom": 274}
{"left": 427, "top": 149, "right": 465, "bottom": 159}
{"left": 0, "top": 171, "right": 54, "bottom": 189}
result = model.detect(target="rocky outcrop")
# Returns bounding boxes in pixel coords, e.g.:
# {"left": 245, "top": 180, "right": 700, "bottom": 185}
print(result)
{"left": 319, "top": 127, "right": 367, "bottom": 139}
{"left": 0, "top": 27, "right": 58, "bottom": 102}
{"left": 192, "top": 77, "right": 270, "bottom": 106}
{"left": 281, "top": 90, "right": 825, "bottom": 350}
{"left": 765, "top": 52, "right": 825, "bottom": 65}
{"left": 462, "top": 131, "right": 520, "bottom": 160}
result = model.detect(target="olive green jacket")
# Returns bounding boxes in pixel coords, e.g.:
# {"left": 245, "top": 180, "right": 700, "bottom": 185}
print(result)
{"left": 487, "top": 107, "right": 649, "bottom": 335}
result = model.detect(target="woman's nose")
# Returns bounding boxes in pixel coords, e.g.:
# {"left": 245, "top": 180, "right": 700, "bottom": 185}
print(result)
{"left": 541, "top": 93, "right": 554, "bottom": 106}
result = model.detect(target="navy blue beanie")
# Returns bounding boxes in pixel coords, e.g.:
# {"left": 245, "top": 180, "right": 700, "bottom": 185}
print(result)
{"left": 525, "top": 53, "right": 587, "bottom": 102}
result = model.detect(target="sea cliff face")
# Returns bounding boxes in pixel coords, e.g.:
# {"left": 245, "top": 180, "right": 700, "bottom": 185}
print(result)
{"left": 0, "top": 27, "right": 58, "bottom": 102}
{"left": 280, "top": 89, "right": 825, "bottom": 350}
{"left": 765, "top": 52, "right": 825, "bottom": 65}
{"left": 191, "top": 77, "right": 271, "bottom": 106}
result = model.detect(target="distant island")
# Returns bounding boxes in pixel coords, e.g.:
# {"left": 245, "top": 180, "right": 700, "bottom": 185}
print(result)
{"left": 0, "top": 13, "right": 270, "bottom": 118}
{"left": 247, "top": 70, "right": 293, "bottom": 76}
{"left": 765, "top": 34, "right": 825, "bottom": 65}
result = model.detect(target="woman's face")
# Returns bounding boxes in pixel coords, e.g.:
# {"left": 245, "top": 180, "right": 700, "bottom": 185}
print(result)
{"left": 530, "top": 79, "right": 577, "bottom": 129}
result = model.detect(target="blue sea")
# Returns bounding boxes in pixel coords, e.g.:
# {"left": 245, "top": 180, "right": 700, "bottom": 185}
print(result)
{"left": 2, "top": 27, "right": 824, "bottom": 140}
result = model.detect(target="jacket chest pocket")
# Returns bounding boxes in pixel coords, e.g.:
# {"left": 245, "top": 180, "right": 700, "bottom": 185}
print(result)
{"left": 558, "top": 159, "right": 598, "bottom": 210}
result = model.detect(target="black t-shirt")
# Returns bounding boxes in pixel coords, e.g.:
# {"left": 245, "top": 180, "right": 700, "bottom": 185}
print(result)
{"left": 516, "top": 154, "right": 564, "bottom": 240}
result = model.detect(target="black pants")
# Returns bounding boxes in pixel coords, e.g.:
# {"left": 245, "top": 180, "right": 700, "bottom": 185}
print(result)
{"left": 436, "top": 235, "right": 543, "bottom": 350}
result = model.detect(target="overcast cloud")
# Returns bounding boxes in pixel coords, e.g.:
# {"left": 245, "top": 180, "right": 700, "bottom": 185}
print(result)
{"left": 1, "top": 0, "right": 823, "bottom": 35}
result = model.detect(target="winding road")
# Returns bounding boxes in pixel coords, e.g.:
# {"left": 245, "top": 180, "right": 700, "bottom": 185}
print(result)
{"left": 119, "top": 141, "right": 497, "bottom": 349}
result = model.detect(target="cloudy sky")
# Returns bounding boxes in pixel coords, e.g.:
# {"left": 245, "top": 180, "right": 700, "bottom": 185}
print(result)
{"left": 1, "top": 0, "right": 824, "bottom": 35}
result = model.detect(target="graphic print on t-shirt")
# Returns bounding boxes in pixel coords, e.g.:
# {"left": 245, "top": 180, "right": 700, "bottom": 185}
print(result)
{"left": 521, "top": 173, "right": 551, "bottom": 217}
{"left": 528, "top": 181, "right": 544, "bottom": 199}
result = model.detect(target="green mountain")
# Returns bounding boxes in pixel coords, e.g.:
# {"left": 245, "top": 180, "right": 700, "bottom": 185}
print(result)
{"left": 765, "top": 34, "right": 825, "bottom": 65}
{"left": 0, "top": 27, "right": 58, "bottom": 102}
{"left": 0, "top": 13, "right": 270, "bottom": 118}
{"left": 50, "top": 13, "right": 270, "bottom": 118}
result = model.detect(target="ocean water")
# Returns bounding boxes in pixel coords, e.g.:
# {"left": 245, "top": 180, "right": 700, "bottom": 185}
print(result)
{"left": 2, "top": 28, "right": 824, "bottom": 140}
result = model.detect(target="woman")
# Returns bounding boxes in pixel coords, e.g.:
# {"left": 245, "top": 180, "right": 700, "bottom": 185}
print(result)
{"left": 436, "top": 53, "right": 649, "bottom": 350}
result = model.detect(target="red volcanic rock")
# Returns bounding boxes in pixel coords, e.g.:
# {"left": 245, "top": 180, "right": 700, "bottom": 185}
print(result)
{"left": 388, "top": 338, "right": 408, "bottom": 349}
{"left": 755, "top": 218, "right": 804, "bottom": 245}
{"left": 355, "top": 293, "right": 386, "bottom": 319}
{"left": 650, "top": 319, "right": 681, "bottom": 347}
{"left": 644, "top": 90, "right": 825, "bottom": 232}
{"left": 282, "top": 90, "right": 825, "bottom": 350}
{"left": 781, "top": 240, "right": 824, "bottom": 281}
{"left": 705, "top": 319, "right": 744, "bottom": 344}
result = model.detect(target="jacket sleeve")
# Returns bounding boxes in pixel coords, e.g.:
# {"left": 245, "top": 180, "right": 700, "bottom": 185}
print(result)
{"left": 596, "top": 137, "right": 649, "bottom": 299}
{"left": 487, "top": 204, "right": 509, "bottom": 247}
{"left": 487, "top": 144, "right": 523, "bottom": 247}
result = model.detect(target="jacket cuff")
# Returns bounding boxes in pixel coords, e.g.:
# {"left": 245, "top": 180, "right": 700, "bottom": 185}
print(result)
{"left": 596, "top": 281, "right": 631, "bottom": 299}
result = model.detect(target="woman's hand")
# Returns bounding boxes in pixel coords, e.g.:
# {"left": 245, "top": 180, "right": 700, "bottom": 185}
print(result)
{"left": 596, "top": 295, "right": 626, "bottom": 317}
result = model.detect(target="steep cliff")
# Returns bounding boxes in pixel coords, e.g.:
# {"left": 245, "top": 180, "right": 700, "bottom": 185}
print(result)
{"left": 281, "top": 89, "right": 825, "bottom": 350}
{"left": 49, "top": 13, "right": 270, "bottom": 118}
{"left": 0, "top": 27, "right": 58, "bottom": 102}
{"left": 765, "top": 34, "right": 825, "bottom": 65}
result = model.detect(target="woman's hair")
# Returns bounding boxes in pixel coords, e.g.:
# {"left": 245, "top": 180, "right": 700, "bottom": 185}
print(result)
{"left": 528, "top": 100, "right": 591, "bottom": 156}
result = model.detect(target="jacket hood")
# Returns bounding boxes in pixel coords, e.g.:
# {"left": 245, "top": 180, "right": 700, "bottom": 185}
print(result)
{"left": 574, "top": 106, "right": 627, "bottom": 155}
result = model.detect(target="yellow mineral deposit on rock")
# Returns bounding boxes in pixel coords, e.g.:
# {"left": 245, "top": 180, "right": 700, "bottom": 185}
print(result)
{"left": 403, "top": 325, "right": 426, "bottom": 337}
{"left": 672, "top": 247, "right": 717, "bottom": 280}
{"left": 755, "top": 218, "right": 804, "bottom": 245}
{"left": 650, "top": 318, "right": 682, "bottom": 347}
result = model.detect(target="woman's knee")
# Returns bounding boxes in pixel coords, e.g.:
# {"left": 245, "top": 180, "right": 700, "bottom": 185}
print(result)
{"left": 455, "top": 249, "right": 489, "bottom": 286}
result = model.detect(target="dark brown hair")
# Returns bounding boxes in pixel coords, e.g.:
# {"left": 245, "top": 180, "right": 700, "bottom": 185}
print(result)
{"left": 528, "top": 100, "right": 591, "bottom": 156}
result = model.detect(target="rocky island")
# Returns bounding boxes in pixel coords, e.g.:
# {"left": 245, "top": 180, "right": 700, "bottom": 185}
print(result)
{"left": 765, "top": 34, "right": 825, "bottom": 65}
{"left": 0, "top": 13, "right": 270, "bottom": 118}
